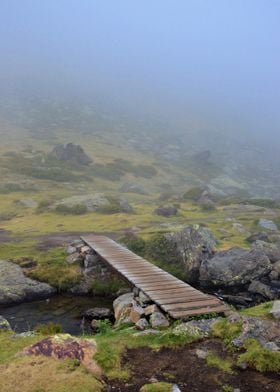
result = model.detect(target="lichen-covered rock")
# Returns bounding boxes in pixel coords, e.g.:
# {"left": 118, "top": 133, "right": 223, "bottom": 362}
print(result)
{"left": 173, "top": 318, "right": 219, "bottom": 337}
{"left": 19, "top": 334, "right": 101, "bottom": 375}
{"left": 0, "top": 260, "right": 56, "bottom": 305}
{"left": 154, "top": 206, "right": 178, "bottom": 217}
{"left": 135, "top": 318, "right": 149, "bottom": 330}
{"left": 199, "top": 247, "right": 271, "bottom": 287}
{"left": 0, "top": 315, "right": 11, "bottom": 331}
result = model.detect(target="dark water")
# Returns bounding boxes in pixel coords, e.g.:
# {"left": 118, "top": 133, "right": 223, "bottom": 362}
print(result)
{"left": 0, "top": 295, "right": 113, "bottom": 335}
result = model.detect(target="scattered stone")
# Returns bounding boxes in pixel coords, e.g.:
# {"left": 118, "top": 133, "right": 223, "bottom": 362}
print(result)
{"left": 120, "top": 182, "right": 146, "bottom": 194}
{"left": 129, "top": 304, "right": 145, "bottom": 324}
{"left": 19, "top": 334, "right": 101, "bottom": 375}
{"left": 0, "top": 260, "right": 56, "bottom": 305}
{"left": 144, "top": 304, "right": 160, "bottom": 317}
{"left": 248, "top": 280, "right": 275, "bottom": 300}
{"left": 263, "top": 342, "right": 279, "bottom": 351}
{"left": 270, "top": 300, "right": 280, "bottom": 319}
{"left": 138, "top": 291, "right": 151, "bottom": 306}
{"left": 81, "top": 245, "right": 91, "bottom": 254}
{"left": 150, "top": 311, "right": 169, "bottom": 328}
{"left": 232, "top": 223, "right": 246, "bottom": 233}
{"left": 84, "top": 254, "right": 99, "bottom": 268}
{"left": 66, "top": 252, "right": 83, "bottom": 264}
{"left": 66, "top": 246, "right": 77, "bottom": 255}
{"left": 113, "top": 292, "right": 134, "bottom": 324}
{"left": 200, "top": 247, "right": 271, "bottom": 287}
{"left": 82, "top": 307, "right": 112, "bottom": 320}
{"left": 258, "top": 219, "right": 278, "bottom": 231}
{"left": 0, "top": 315, "right": 11, "bottom": 331}
{"left": 135, "top": 318, "right": 149, "bottom": 331}
{"left": 195, "top": 349, "right": 208, "bottom": 359}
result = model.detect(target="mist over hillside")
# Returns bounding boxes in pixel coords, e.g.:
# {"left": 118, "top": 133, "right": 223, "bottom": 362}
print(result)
{"left": 0, "top": 93, "right": 279, "bottom": 198}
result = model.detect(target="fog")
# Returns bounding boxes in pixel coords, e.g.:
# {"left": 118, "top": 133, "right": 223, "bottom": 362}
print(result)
{"left": 0, "top": 0, "right": 279, "bottom": 143}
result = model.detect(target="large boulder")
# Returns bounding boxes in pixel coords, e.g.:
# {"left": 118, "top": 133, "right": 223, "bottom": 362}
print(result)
{"left": 199, "top": 247, "right": 272, "bottom": 287}
{"left": 82, "top": 307, "right": 113, "bottom": 320}
{"left": 248, "top": 280, "right": 275, "bottom": 300}
{"left": 162, "top": 225, "right": 217, "bottom": 283}
{"left": 50, "top": 143, "right": 93, "bottom": 166}
{"left": 0, "top": 260, "right": 56, "bottom": 305}
{"left": 52, "top": 194, "right": 133, "bottom": 214}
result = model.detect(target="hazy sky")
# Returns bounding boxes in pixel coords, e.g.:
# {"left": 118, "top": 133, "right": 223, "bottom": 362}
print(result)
{"left": 0, "top": 1, "right": 279, "bottom": 140}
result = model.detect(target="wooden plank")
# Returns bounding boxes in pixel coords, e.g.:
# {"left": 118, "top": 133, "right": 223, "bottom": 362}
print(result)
{"left": 161, "top": 299, "right": 222, "bottom": 312}
{"left": 158, "top": 295, "right": 214, "bottom": 305}
{"left": 169, "top": 305, "right": 228, "bottom": 318}
{"left": 139, "top": 281, "right": 187, "bottom": 289}
{"left": 147, "top": 290, "right": 207, "bottom": 300}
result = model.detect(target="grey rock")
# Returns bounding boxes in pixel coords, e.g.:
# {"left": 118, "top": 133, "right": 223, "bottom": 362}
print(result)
{"left": 163, "top": 225, "right": 217, "bottom": 283}
{"left": 135, "top": 318, "right": 149, "bottom": 330}
{"left": 50, "top": 143, "right": 93, "bottom": 165}
{"left": 129, "top": 304, "right": 145, "bottom": 324}
{"left": 144, "top": 304, "right": 160, "bottom": 316}
{"left": 150, "top": 311, "right": 169, "bottom": 328}
{"left": 66, "top": 252, "right": 83, "bottom": 264}
{"left": 17, "top": 199, "right": 38, "bottom": 208}
{"left": 138, "top": 290, "right": 151, "bottom": 306}
{"left": 0, "top": 315, "right": 11, "bottom": 331}
{"left": 263, "top": 342, "right": 279, "bottom": 351}
{"left": 195, "top": 349, "right": 209, "bottom": 359}
{"left": 248, "top": 280, "right": 275, "bottom": 300}
{"left": 0, "top": 260, "right": 56, "bottom": 305}
{"left": 113, "top": 292, "right": 134, "bottom": 323}
{"left": 246, "top": 232, "right": 269, "bottom": 243}
{"left": 200, "top": 247, "right": 272, "bottom": 287}
{"left": 154, "top": 206, "right": 178, "bottom": 217}
{"left": 84, "top": 254, "right": 99, "bottom": 269}
{"left": 82, "top": 307, "right": 112, "bottom": 320}
{"left": 66, "top": 246, "right": 77, "bottom": 255}
{"left": 258, "top": 219, "right": 278, "bottom": 231}
{"left": 133, "top": 329, "right": 161, "bottom": 336}
{"left": 270, "top": 300, "right": 280, "bottom": 319}
{"left": 253, "top": 241, "right": 280, "bottom": 263}
{"left": 120, "top": 182, "right": 146, "bottom": 194}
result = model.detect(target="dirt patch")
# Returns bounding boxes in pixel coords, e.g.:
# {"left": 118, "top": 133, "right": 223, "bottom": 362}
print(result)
{"left": 35, "top": 231, "right": 118, "bottom": 250}
{"left": 107, "top": 340, "right": 280, "bottom": 392}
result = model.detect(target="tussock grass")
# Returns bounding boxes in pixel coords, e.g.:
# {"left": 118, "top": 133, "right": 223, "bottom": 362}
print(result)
{"left": 206, "top": 352, "right": 233, "bottom": 373}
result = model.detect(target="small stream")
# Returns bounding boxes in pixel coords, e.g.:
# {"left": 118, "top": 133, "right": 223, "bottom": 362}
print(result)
{"left": 0, "top": 295, "right": 113, "bottom": 335}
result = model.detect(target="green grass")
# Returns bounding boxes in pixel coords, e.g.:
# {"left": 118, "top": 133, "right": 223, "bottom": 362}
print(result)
{"left": 206, "top": 352, "right": 233, "bottom": 374}
{"left": 140, "top": 382, "right": 173, "bottom": 392}
{"left": 240, "top": 302, "right": 273, "bottom": 318}
{"left": 237, "top": 339, "right": 280, "bottom": 372}
{"left": 211, "top": 318, "right": 243, "bottom": 347}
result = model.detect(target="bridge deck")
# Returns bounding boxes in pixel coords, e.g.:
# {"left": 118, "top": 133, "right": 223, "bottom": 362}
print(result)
{"left": 81, "top": 235, "right": 228, "bottom": 319}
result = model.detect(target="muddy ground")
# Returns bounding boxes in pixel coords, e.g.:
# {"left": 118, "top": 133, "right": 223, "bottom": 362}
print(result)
{"left": 106, "top": 340, "right": 280, "bottom": 392}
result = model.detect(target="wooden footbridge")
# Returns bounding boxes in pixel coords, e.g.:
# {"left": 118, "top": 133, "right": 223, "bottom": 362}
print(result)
{"left": 81, "top": 235, "right": 228, "bottom": 319}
